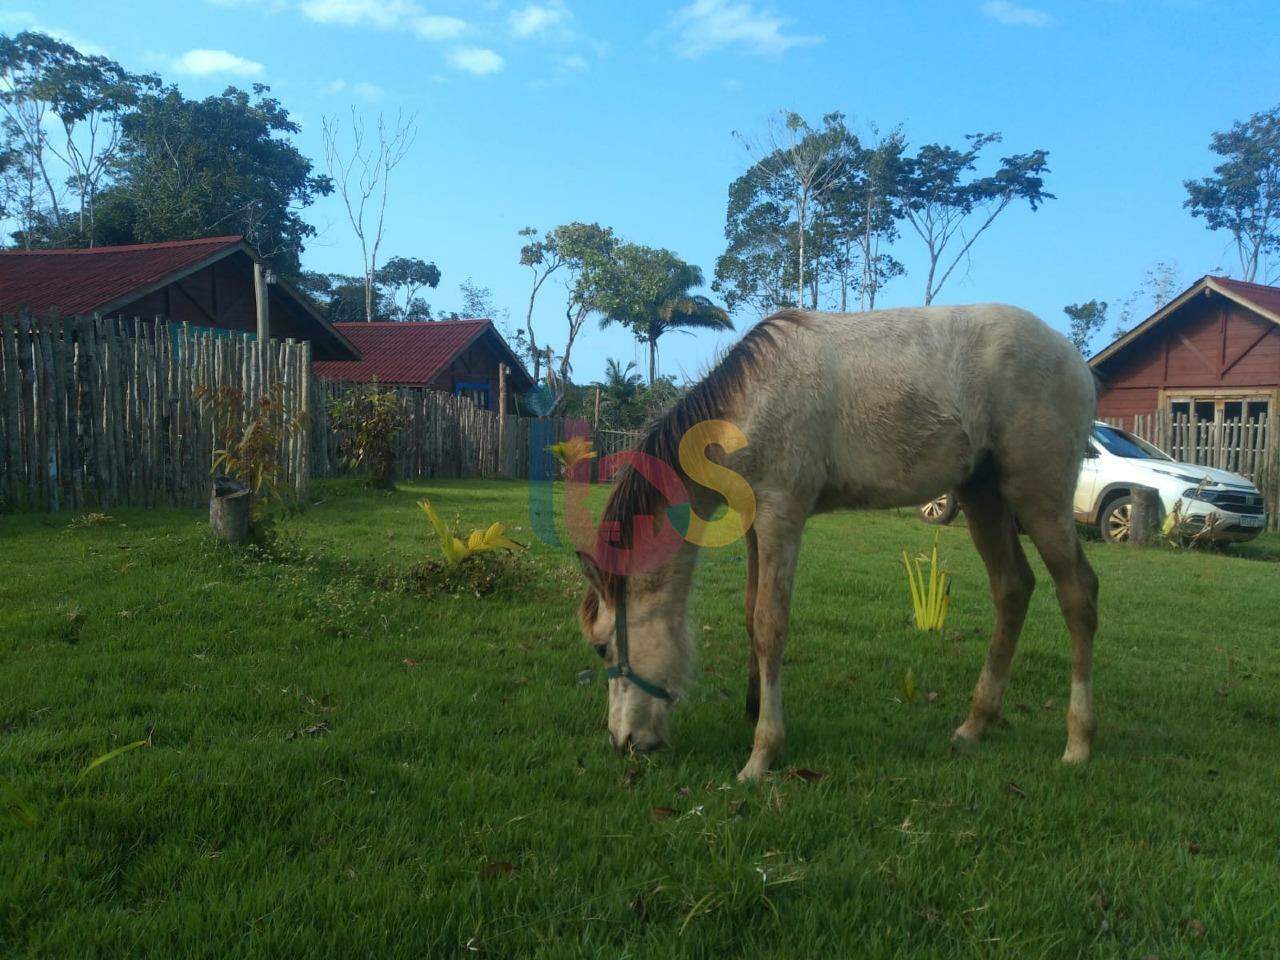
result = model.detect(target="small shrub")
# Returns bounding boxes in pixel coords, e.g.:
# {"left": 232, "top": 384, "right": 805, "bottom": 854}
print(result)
{"left": 328, "top": 383, "right": 406, "bottom": 488}
{"left": 194, "top": 383, "right": 306, "bottom": 507}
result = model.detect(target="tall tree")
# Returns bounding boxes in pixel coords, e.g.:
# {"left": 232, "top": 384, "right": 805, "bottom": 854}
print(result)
{"left": 518, "top": 226, "right": 567, "bottom": 382}
{"left": 0, "top": 31, "right": 157, "bottom": 247}
{"left": 1184, "top": 104, "right": 1280, "bottom": 283}
{"left": 714, "top": 161, "right": 798, "bottom": 317}
{"left": 322, "top": 108, "right": 416, "bottom": 321}
{"left": 594, "top": 244, "right": 732, "bottom": 383}
{"left": 898, "top": 132, "right": 1053, "bottom": 304}
{"left": 732, "top": 111, "right": 854, "bottom": 309}
{"left": 95, "top": 84, "right": 331, "bottom": 275}
{"left": 550, "top": 222, "right": 616, "bottom": 380}
{"left": 377, "top": 255, "right": 440, "bottom": 320}
{"left": 1064, "top": 300, "right": 1109, "bottom": 355}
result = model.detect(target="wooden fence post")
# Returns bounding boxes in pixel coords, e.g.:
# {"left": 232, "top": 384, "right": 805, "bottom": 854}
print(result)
{"left": 1129, "top": 485, "right": 1160, "bottom": 546}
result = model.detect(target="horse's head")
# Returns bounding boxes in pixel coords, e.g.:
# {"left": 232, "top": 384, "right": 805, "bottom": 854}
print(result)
{"left": 577, "top": 552, "right": 689, "bottom": 754}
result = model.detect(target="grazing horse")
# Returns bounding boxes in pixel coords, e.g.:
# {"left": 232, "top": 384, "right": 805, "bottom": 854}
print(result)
{"left": 577, "top": 305, "right": 1099, "bottom": 781}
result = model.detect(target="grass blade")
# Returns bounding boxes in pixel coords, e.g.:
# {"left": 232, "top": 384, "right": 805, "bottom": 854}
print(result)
{"left": 75, "top": 740, "right": 148, "bottom": 788}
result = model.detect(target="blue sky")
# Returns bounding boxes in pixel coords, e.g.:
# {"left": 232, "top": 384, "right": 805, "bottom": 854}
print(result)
{"left": 6, "top": 0, "right": 1279, "bottom": 382}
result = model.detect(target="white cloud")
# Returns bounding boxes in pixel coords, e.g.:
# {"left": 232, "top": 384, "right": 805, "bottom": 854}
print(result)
{"left": 980, "top": 1, "right": 1052, "bottom": 27}
{"left": 673, "top": 0, "right": 821, "bottom": 58}
{"left": 509, "top": 1, "right": 570, "bottom": 38}
{"left": 174, "top": 49, "right": 266, "bottom": 77}
{"left": 559, "top": 53, "right": 588, "bottom": 72}
{"left": 414, "top": 14, "right": 466, "bottom": 39}
{"left": 447, "top": 46, "right": 505, "bottom": 75}
{"left": 297, "top": 0, "right": 417, "bottom": 29}
{"left": 325, "top": 78, "right": 384, "bottom": 99}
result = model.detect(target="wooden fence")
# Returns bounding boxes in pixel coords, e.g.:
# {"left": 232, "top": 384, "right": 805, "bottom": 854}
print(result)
{"left": 1, "top": 311, "right": 652, "bottom": 514}
{"left": 1104, "top": 410, "right": 1279, "bottom": 530}
{"left": 310, "top": 380, "right": 587, "bottom": 482}
{"left": 0, "top": 315, "right": 310, "bottom": 513}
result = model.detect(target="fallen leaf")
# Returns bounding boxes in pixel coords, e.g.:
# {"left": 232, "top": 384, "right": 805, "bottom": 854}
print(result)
{"left": 1004, "top": 780, "right": 1028, "bottom": 799}
{"left": 785, "top": 767, "right": 826, "bottom": 784}
{"left": 650, "top": 807, "right": 677, "bottom": 822}
{"left": 402, "top": 657, "right": 418, "bottom": 668}
{"left": 480, "top": 860, "right": 516, "bottom": 878}
{"left": 925, "top": 691, "right": 939, "bottom": 702}
{"left": 1015, "top": 703, "right": 1031, "bottom": 714}
{"left": 619, "top": 767, "right": 641, "bottom": 789}
{"left": 576, "top": 668, "right": 595, "bottom": 686}
{"left": 1178, "top": 918, "right": 1206, "bottom": 939}
{"left": 1043, "top": 698, "right": 1055, "bottom": 710}
{"left": 1187, "top": 840, "right": 1201, "bottom": 854}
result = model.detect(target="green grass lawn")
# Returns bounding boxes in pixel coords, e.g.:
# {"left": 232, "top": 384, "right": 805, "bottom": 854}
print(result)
{"left": 2, "top": 479, "right": 1279, "bottom": 959}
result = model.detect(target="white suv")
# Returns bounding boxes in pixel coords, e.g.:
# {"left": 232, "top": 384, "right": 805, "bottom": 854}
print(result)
{"left": 918, "top": 422, "right": 1269, "bottom": 544}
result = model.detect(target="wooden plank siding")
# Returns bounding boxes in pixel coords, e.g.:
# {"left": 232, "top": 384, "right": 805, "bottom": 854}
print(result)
{"left": 1096, "top": 290, "right": 1280, "bottom": 428}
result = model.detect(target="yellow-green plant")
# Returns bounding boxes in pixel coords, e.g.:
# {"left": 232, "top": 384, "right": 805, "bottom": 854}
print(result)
{"left": 419, "top": 496, "right": 524, "bottom": 565}
{"left": 547, "top": 436, "right": 597, "bottom": 476}
{"left": 902, "top": 535, "right": 951, "bottom": 632}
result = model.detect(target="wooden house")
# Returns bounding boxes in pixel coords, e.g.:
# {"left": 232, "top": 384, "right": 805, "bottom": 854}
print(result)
{"left": 311, "top": 320, "right": 534, "bottom": 413}
{"left": 1090, "top": 275, "right": 1280, "bottom": 430}
{"left": 0, "top": 236, "right": 359, "bottom": 360}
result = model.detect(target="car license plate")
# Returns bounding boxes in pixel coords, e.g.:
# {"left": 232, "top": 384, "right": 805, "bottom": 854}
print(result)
{"left": 1238, "top": 515, "right": 1265, "bottom": 527}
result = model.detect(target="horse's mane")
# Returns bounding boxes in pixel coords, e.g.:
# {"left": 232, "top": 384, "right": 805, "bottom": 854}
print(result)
{"left": 592, "top": 309, "right": 811, "bottom": 601}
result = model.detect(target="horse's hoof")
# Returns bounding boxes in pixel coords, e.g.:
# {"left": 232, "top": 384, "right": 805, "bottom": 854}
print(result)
{"left": 1061, "top": 744, "right": 1091, "bottom": 764}
{"left": 736, "top": 760, "right": 768, "bottom": 782}
{"left": 950, "top": 724, "right": 982, "bottom": 749}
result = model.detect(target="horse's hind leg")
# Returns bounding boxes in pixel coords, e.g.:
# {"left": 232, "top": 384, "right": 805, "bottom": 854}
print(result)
{"left": 1016, "top": 508, "right": 1099, "bottom": 763}
{"left": 744, "top": 528, "right": 761, "bottom": 723}
{"left": 952, "top": 480, "right": 1037, "bottom": 746}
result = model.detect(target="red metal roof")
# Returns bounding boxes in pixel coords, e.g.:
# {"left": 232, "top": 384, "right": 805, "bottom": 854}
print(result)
{"left": 312, "top": 320, "right": 532, "bottom": 389}
{"left": 1209, "top": 275, "right": 1280, "bottom": 322}
{"left": 0, "top": 236, "right": 246, "bottom": 315}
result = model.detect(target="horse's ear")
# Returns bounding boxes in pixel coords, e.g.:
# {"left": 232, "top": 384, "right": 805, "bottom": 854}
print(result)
{"left": 577, "top": 550, "right": 606, "bottom": 596}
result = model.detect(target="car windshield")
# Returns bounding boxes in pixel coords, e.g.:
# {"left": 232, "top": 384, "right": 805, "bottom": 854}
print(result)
{"left": 1091, "top": 425, "right": 1172, "bottom": 461}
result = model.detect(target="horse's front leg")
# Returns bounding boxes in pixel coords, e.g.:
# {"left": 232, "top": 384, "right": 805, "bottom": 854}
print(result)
{"left": 738, "top": 512, "right": 802, "bottom": 782}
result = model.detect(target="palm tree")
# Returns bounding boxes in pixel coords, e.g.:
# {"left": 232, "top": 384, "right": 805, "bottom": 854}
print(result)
{"left": 598, "top": 245, "right": 733, "bottom": 383}
{"left": 602, "top": 358, "right": 643, "bottom": 406}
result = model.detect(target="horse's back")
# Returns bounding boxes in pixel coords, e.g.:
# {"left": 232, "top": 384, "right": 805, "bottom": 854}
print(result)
{"left": 737, "top": 305, "right": 1095, "bottom": 511}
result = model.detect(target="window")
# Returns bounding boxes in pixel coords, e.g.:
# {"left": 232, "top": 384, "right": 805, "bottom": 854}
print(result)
{"left": 1091, "top": 424, "right": 1172, "bottom": 460}
{"left": 1168, "top": 396, "right": 1271, "bottom": 424}
{"left": 455, "top": 380, "right": 490, "bottom": 410}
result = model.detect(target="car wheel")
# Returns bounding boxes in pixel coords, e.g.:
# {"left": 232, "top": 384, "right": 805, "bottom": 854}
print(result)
{"left": 1100, "top": 495, "right": 1132, "bottom": 544}
{"left": 918, "top": 494, "right": 959, "bottom": 525}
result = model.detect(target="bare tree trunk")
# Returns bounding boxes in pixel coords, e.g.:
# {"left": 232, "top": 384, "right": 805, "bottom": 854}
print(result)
{"left": 648, "top": 336, "right": 658, "bottom": 384}
{"left": 323, "top": 109, "right": 416, "bottom": 325}
{"left": 525, "top": 284, "right": 542, "bottom": 382}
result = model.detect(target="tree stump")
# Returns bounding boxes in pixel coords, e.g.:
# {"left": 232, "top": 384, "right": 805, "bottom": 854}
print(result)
{"left": 1129, "top": 485, "right": 1161, "bottom": 546}
{"left": 210, "top": 477, "right": 251, "bottom": 544}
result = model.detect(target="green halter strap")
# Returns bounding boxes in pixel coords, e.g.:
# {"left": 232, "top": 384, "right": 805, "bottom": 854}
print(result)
{"left": 604, "top": 580, "right": 673, "bottom": 702}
